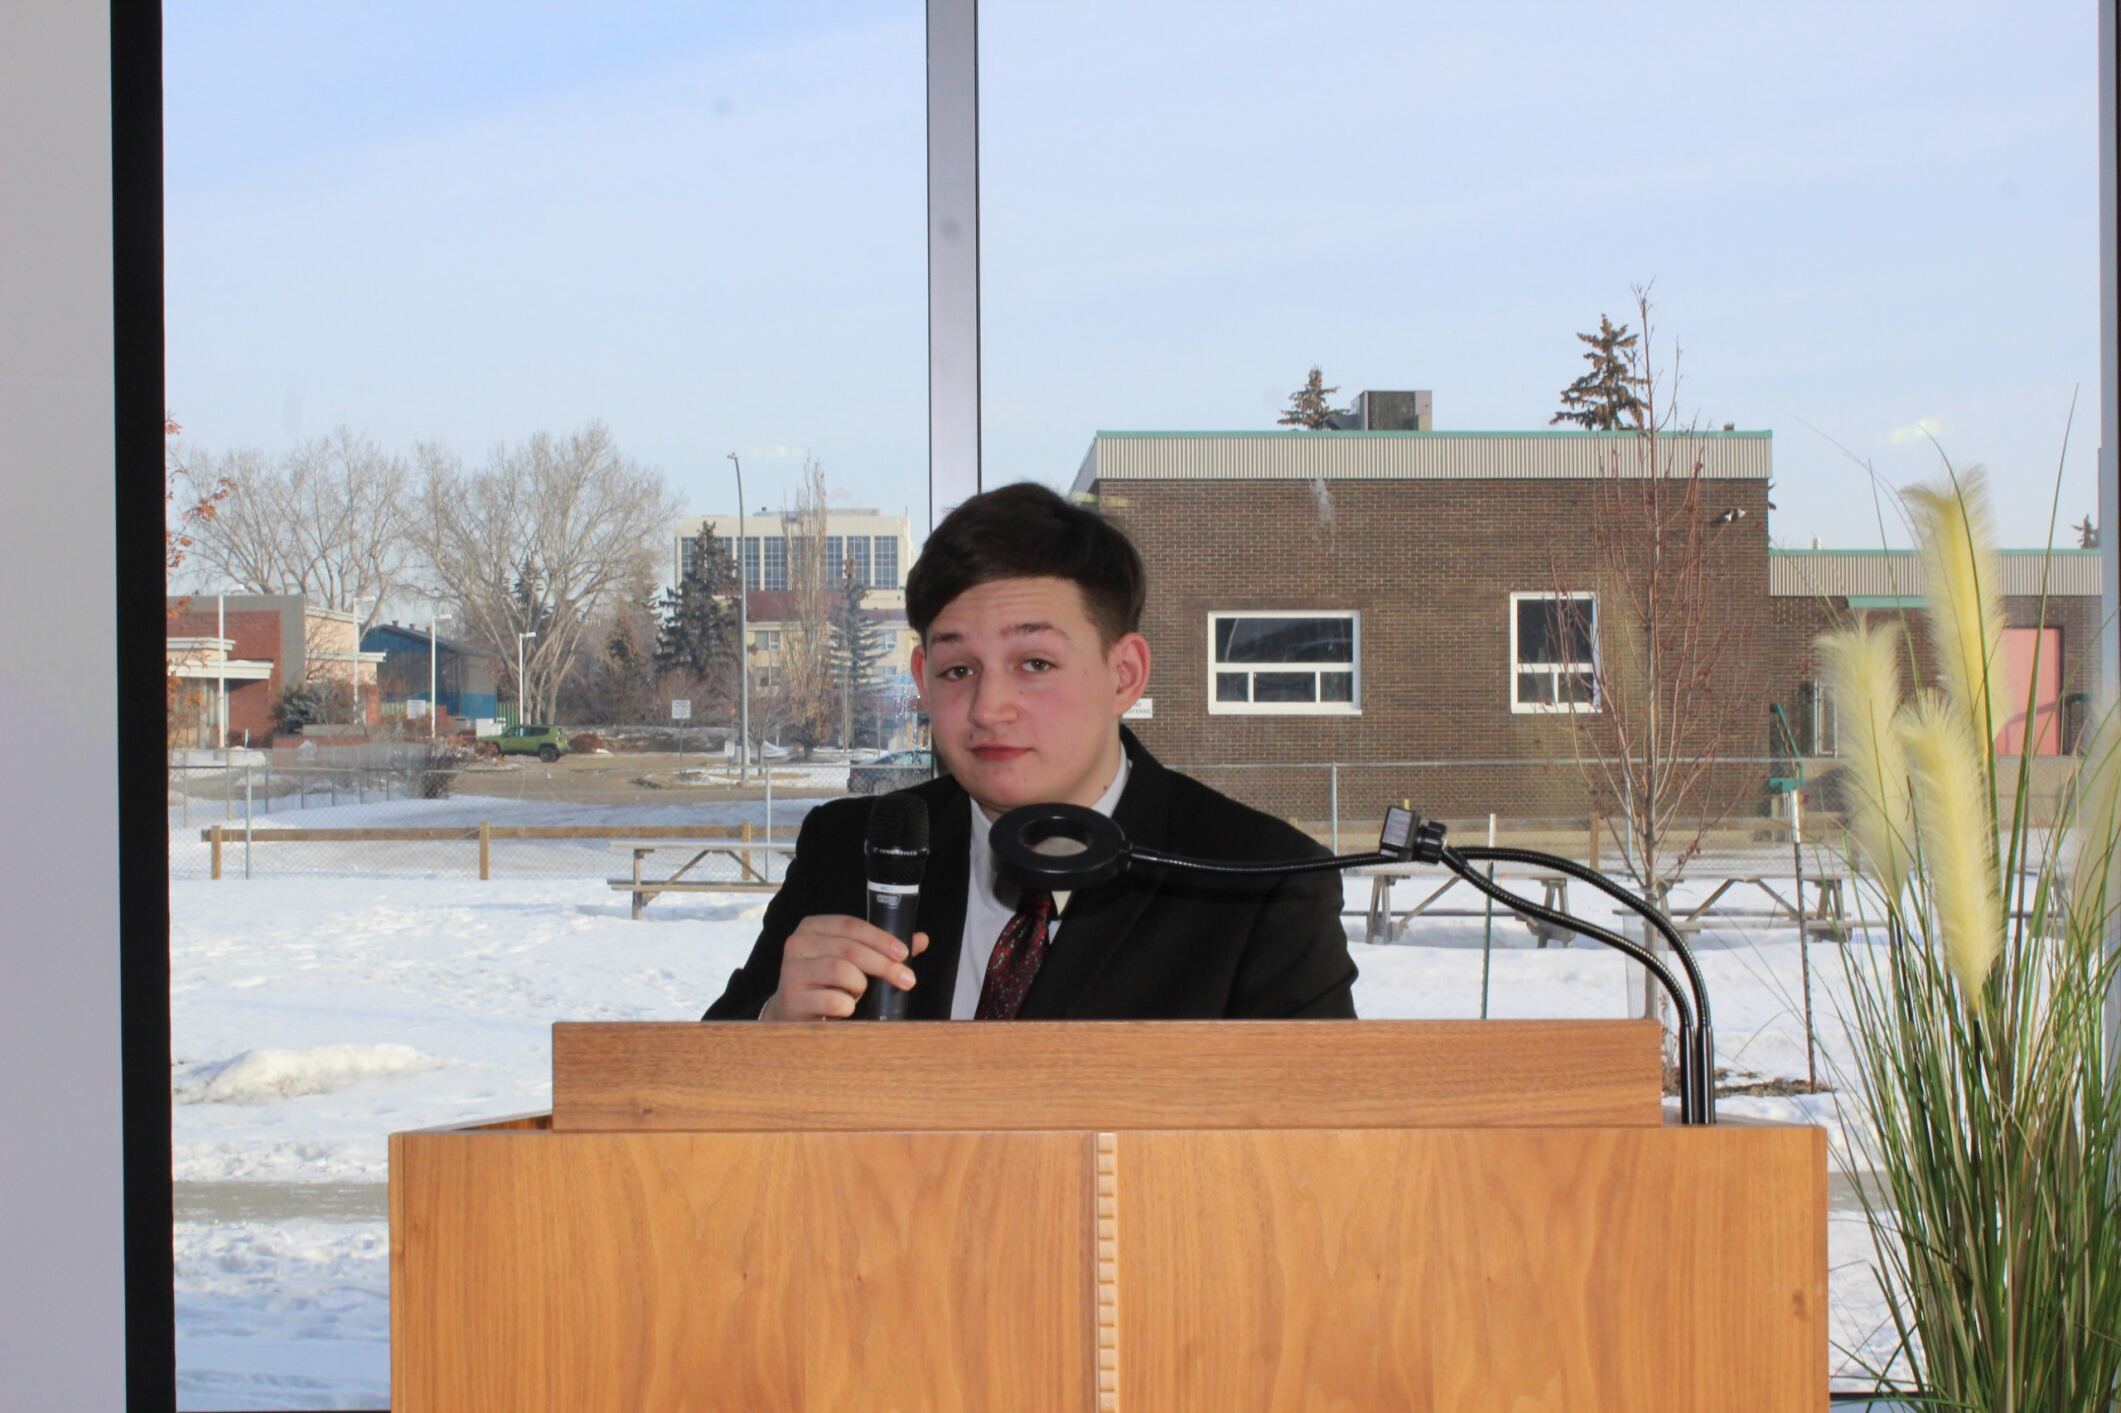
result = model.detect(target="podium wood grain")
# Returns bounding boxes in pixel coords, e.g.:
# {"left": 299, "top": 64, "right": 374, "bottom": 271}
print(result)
{"left": 1116, "top": 1126, "right": 1827, "bottom": 1412}
{"left": 551, "top": 1020, "right": 1665, "bottom": 1131}
{"left": 394, "top": 1022, "right": 1827, "bottom": 1410}
{"left": 389, "top": 1127, "right": 1094, "bottom": 1413}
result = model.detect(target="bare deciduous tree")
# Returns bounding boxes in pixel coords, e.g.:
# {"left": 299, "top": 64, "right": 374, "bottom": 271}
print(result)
{"left": 773, "top": 459, "right": 841, "bottom": 757}
{"left": 175, "top": 427, "right": 414, "bottom": 632}
{"left": 411, "top": 423, "right": 676, "bottom": 723}
{"left": 1555, "top": 289, "right": 1763, "bottom": 1034}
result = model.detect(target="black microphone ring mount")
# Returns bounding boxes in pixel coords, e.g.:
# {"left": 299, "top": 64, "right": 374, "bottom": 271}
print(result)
{"left": 989, "top": 803, "right": 1133, "bottom": 890}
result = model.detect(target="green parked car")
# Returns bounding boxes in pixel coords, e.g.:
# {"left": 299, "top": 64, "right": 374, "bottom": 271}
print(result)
{"left": 494, "top": 723, "right": 569, "bottom": 763}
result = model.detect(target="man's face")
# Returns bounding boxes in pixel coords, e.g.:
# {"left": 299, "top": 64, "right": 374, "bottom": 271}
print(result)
{"left": 912, "top": 576, "right": 1150, "bottom": 815}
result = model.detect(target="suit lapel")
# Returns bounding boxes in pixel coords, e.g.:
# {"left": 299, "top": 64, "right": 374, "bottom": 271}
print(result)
{"left": 908, "top": 778, "right": 970, "bottom": 1020}
{"left": 1017, "top": 730, "right": 1171, "bottom": 1019}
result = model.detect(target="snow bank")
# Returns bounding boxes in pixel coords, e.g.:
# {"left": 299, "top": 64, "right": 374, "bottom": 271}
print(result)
{"left": 175, "top": 1044, "right": 445, "bottom": 1105}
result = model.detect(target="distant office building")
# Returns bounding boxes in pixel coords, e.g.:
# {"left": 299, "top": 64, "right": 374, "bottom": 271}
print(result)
{"left": 731, "top": 589, "right": 918, "bottom": 682}
{"left": 670, "top": 508, "right": 915, "bottom": 605}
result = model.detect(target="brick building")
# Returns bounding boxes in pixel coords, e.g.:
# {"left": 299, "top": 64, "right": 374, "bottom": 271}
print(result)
{"left": 165, "top": 594, "right": 385, "bottom": 747}
{"left": 1071, "top": 420, "right": 2098, "bottom": 829}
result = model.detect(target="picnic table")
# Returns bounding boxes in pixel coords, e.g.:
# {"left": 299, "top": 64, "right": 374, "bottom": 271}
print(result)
{"left": 1347, "top": 862, "right": 1576, "bottom": 948}
{"left": 1675, "top": 875, "right": 1851, "bottom": 940}
{"left": 608, "top": 839, "right": 799, "bottom": 919}
{"left": 1350, "top": 862, "right": 1866, "bottom": 948}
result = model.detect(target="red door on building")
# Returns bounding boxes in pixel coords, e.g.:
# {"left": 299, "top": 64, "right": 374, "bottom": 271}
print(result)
{"left": 1996, "top": 627, "right": 2062, "bottom": 756}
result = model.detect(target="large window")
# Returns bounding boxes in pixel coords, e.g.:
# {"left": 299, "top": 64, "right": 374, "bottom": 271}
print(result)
{"left": 1509, "top": 592, "right": 1597, "bottom": 713}
{"left": 824, "top": 534, "right": 879, "bottom": 587}
{"left": 126, "top": 1, "right": 2109, "bottom": 1406}
{"left": 1209, "top": 612, "right": 1359, "bottom": 714}
{"left": 161, "top": 5, "right": 926, "bottom": 1406}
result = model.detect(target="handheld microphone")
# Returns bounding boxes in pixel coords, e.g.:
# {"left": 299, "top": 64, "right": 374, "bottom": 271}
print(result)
{"left": 851, "top": 793, "right": 929, "bottom": 1020}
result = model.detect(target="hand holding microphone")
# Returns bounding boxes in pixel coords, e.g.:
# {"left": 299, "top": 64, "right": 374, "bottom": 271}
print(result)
{"left": 762, "top": 794, "right": 931, "bottom": 1022}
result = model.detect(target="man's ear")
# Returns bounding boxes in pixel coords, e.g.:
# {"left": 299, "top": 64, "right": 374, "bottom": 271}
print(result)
{"left": 910, "top": 643, "right": 928, "bottom": 709}
{"left": 1108, "top": 632, "right": 1151, "bottom": 716}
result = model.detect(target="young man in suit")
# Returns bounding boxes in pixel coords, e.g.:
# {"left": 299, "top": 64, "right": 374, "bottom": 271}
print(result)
{"left": 702, "top": 482, "right": 1358, "bottom": 1022}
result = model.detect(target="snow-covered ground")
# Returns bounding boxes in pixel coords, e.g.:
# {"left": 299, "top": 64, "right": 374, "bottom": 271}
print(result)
{"left": 169, "top": 793, "right": 1899, "bottom": 1408}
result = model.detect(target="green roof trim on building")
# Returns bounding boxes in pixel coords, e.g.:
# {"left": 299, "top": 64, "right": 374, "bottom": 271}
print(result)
{"left": 1770, "top": 547, "right": 2097, "bottom": 559}
{"left": 1768, "top": 547, "right": 2101, "bottom": 597}
{"left": 1074, "top": 428, "right": 1774, "bottom": 492}
{"left": 1093, "top": 428, "right": 1772, "bottom": 441}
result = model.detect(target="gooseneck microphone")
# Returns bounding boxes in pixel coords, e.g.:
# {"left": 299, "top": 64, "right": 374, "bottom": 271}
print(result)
{"left": 988, "top": 802, "right": 1717, "bottom": 1124}
{"left": 851, "top": 793, "right": 930, "bottom": 1021}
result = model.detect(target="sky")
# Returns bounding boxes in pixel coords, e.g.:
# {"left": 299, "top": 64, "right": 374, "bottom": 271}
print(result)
{"left": 166, "top": 1, "right": 2102, "bottom": 552}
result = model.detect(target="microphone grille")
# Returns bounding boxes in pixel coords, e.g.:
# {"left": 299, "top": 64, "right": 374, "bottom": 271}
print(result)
{"left": 866, "top": 793, "right": 931, "bottom": 885}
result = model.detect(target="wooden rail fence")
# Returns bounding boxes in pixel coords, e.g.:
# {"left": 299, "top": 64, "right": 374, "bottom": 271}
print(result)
{"left": 199, "top": 823, "right": 796, "bottom": 881}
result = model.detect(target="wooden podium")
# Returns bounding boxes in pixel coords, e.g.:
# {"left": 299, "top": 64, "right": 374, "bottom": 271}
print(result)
{"left": 391, "top": 1021, "right": 1825, "bottom": 1411}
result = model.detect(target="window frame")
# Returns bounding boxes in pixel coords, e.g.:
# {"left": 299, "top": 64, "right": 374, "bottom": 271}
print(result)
{"left": 1806, "top": 679, "right": 1839, "bottom": 756}
{"left": 87, "top": 2, "right": 2121, "bottom": 1408}
{"left": 1205, "top": 610, "right": 1361, "bottom": 717}
{"left": 1508, "top": 591, "right": 1600, "bottom": 715}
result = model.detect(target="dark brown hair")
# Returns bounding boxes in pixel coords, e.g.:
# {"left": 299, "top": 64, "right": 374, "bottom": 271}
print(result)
{"left": 906, "top": 482, "right": 1146, "bottom": 646}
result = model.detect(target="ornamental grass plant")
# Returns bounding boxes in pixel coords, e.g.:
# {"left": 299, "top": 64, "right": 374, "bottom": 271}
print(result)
{"left": 1820, "top": 466, "right": 2121, "bottom": 1409}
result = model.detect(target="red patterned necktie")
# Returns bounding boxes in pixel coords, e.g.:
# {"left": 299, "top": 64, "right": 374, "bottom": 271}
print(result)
{"left": 974, "top": 891, "right": 1056, "bottom": 1020}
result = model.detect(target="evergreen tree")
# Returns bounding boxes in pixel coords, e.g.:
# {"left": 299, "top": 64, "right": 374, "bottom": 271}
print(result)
{"left": 654, "top": 527, "right": 741, "bottom": 681}
{"left": 1277, "top": 367, "right": 1348, "bottom": 430}
{"left": 273, "top": 680, "right": 326, "bottom": 729}
{"left": 830, "top": 561, "right": 890, "bottom": 747}
{"left": 1551, "top": 314, "right": 1648, "bottom": 430}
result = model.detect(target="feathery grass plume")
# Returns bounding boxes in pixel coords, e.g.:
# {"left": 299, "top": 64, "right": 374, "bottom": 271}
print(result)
{"left": 1897, "top": 691, "right": 2001, "bottom": 995}
{"left": 2068, "top": 700, "right": 2121, "bottom": 928}
{"left": 1903, "top": 468, "right": 2006, "bottom": 748}
{"left": 1816, "top": 618, "right": 1914, "bottom": 900}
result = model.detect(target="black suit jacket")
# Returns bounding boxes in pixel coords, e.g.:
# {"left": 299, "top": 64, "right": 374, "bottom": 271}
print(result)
{"left": 701, "top": 730, "right": 1358, "bottom": 1020}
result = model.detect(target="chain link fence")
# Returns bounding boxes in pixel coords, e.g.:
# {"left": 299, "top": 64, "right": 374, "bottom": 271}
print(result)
{"left": 167, "top": 747, "right": 2080, "bottom": 890}
{"left": 163, "top": 749, "right": 1889, "bottom": 886}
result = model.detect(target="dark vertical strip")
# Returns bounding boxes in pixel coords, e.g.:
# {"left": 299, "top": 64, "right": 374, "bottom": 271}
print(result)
{"left": 111, "top": 1, "right": 175, "bottom": 1409}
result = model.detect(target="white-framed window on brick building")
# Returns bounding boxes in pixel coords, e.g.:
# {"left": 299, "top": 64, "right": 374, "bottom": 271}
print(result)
{"left": 1208, "top": 612, "right": 1359, "bottom": 715}
{"left": 1509, "top": 592, "right": 1598, "bottom": 713}
{"left": 1803, "top": 680, "right": 1838, "bottom": 756}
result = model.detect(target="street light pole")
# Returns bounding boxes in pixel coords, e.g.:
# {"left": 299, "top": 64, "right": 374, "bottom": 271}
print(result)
{"left": 216, "top": 592, "right": 227, "bottom": 757}
{"left": 429, "top": 610, "right": 453, "bottom": 741}
{"left": 517, "top": 630, "right": 538, "bottom": 725}
{"left": 352, "top": 596, "right": 375, "bottom": 730}
{"left": 728, "top": 452, "right": 750, "bottom": 785}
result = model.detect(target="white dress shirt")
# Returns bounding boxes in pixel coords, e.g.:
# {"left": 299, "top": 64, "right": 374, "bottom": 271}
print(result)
{"left": 950, "top": 753, "right": 1133, "bottom": 1020}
